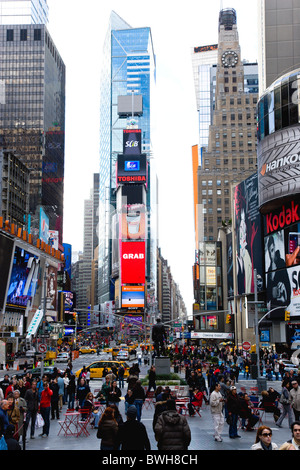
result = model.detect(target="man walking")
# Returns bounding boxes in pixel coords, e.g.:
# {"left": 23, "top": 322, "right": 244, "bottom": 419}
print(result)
{"left": 290, "top": 380, "right": 300, "bottom": 421}
{"left": 209, "top": 382, "right": 225, "bottom": 442}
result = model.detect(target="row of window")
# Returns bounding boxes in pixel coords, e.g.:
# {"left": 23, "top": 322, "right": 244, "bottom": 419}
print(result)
{"left": 6, "top": 29, "right": 42, "bottom": 42}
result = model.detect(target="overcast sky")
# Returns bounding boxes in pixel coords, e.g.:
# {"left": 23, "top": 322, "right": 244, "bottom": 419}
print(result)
{"left": 46, "top": 0, "right": 259, "bottom": 312}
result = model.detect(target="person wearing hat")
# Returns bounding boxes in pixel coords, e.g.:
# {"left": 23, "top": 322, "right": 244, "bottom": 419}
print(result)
{"left": 227, "top": 385, "right": 242, "bottom": 439}
{"left": 116, "top": 406, "right": 151, "bottom": 450}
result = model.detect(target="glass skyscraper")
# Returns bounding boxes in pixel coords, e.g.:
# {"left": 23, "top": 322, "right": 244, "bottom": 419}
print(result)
{"left": 98, "top": 11, "right": 156, "bottom": 305}
{"left": 0, "top": 0, "right": 49, "bottom": 25}
{"left": 0, "top": 23, "right": 65, "bottom": 241}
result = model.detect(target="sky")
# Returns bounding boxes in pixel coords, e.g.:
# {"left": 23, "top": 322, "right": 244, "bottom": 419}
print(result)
{"left": 46, "top": 0, "right": 259, "bottom": 314}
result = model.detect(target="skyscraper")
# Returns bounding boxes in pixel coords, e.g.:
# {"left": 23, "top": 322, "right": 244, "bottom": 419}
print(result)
{"left": 194, "top": 8, "right": 258, "bottom": 242}
{"left": 0, "top": 21, "right": 65, "bottom": 241}
{"left": 258, "top": 0, "right": 300, "bottom": 96}
{"left": 0, "top": 0, "right": 49, "bottom": 25}
{"left": 98, "top": 12, "right": 157, "bottom": 310}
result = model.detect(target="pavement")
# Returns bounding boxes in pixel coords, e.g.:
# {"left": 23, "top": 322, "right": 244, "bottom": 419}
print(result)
{"left": 1, "top": 356, "right": 296, "bottom": 453}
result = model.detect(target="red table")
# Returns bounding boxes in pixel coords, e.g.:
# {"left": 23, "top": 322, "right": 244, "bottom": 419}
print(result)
{"left": 58, "top": 412, "right": 81, "bottom": 437}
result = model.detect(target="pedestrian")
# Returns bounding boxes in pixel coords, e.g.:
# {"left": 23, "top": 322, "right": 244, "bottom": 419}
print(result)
{"left": 226, "top": 385, "right": 241, "bottom": 439}
{"left": 132, "top": 380, "right": 146, "bottom": 422}
{"left": 108, "top": 380, "right": 122, "bottom": 407}
{"left": 118, "top": 364, "right": 125, "bottom": 389}
{"left": 251, "top": 425, "right": 278, "bottom": 450}
{"left": 4, "top": 424, "right": 21, "bottom": 450}
{"left": 24, "top": 380, "right": 39, "bottom": 439}
{"left": 124, "top": 388, "right": 135, "bottom": 415}
{"left": 0, "top": 400, "right": 10, "bottom": 433}
{"left": 209, "top": 382, "right": 225, "bottom": 442}
{"left": 96, "top": 406, "right": 118, "bottom": 450}
{"left": 154, "top": 399, "right": 191, "bottom": 450}
{"left": 290, "top": 380, "right": 300, "bottom": 421}
{"left": 6, "top": 393, "right": 20, "bottom": 439}
{"left": 66, "top": 375, "right": 76, "bottom": 410}
{"left": 116, "top": 405, "right": 151, "bottom": 450}
{"left": 276, "top": 382, "right": 294, "bottom": 428}
{"left": 280, "top": 420, "right": 300, "bottom": 450}
{"left": 76, "top": 377, "right": 90, "bottom": 409}
{"left": 50, "top": 377, "right": 60, "bottom": 420}
{"left": 39, "top": 380, "right": 53, "bottom": 438}
{"left": 147, "top": 365, "right": 156, "bottom": 393}
{"left": 57, "top": 373, "right": 64, "bottom": 411}
{"left": 13, "top": 390, "right": 27, "bottom": 442}
{"left": 279, "top": 442, "right": 296, "bottom": 450}
{"left": 101, "top": 375, "right": 111, "bottom": 405}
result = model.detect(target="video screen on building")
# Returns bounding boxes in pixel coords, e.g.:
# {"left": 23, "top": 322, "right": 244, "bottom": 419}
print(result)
{"left": 122, "top": 286, "right": 145, "bottom": 309}
{"left": 121, "top": 241, "right": 146, "bottom": 285}
{"left": 264, "top": 197, "right": 300, "bottom": 316}
{"left": 6, "top": 245, "right": 40, "bottom": 309}
{"left": 0, "top": 234, "right": 14, "bottom": 311}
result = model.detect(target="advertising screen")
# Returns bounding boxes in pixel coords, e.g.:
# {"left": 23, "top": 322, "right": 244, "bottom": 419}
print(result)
{"left": 121, "top": 204, "right": 146, "bottom": 240}
{"left": 121, "top": 241, "right": 146, "bottom": 285}
{"left": 117, "top": 154, "right": 147, "bottom": 185}
{"left": 6, "top": 246, "right": 40, "bottom": 309}
{"left": 0, "top": 234, "right": 14, "bottom": 311}
{"left": 234, "top": 173, "right": 264, "bottom": 295}
{"left": 123, "top": 129, "right": 142, "bottom": 155}
{"left": 122, "top": 286, "right": 145, "bottom": 308}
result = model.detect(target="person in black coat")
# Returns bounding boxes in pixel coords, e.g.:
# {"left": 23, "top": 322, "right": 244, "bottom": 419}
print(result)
{"left": 116, "top": 406, "right": 151, "bottom": 450}
{"left": 5, "top": 424, "right": 21, "bottom": 450}
{"left": 226, "top": 386, "right": 242, "bottom": 439}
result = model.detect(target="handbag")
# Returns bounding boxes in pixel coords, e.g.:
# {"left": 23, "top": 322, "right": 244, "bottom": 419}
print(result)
{"left": 0, "top": 435, "right": 8, "bottom": 450}
{"left": 35, "top": 413, "right": 45, "bottom": 429}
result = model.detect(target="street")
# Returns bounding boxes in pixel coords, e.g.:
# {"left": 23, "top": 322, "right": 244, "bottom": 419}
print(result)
{"left": 1, "top": 353, "right": 295, "bottom": 452}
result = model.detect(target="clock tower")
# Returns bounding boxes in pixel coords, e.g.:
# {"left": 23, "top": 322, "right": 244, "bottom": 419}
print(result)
{"left": 216, "top": 8, "right": 244, "bottom": 99}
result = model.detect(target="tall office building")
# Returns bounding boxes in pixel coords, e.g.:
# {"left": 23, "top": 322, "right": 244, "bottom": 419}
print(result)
{"left": 98, "top": 12, "right": 157, "bottom": 309}
{"left": 195, "top": 8, "right": 258, "bottom": 242}
{"left": 0, "top": 22, "right": 65, "bottom": 241}
{"left": 0, "top": 0, "right": 49, "bottom": 25}
{"left": 258, "top": 0, "right": 300, "bottom": 95}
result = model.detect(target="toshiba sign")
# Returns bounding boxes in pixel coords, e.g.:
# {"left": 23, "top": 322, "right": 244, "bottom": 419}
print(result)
{"left": 121, "top": 242, "right": 146, "bottom": 284}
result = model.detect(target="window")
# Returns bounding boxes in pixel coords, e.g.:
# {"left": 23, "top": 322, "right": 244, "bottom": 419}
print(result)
{"left": 7, "top": 30, "right": 14, "bottom": 41}
{"left": 20, "top": 29, "right": 27, "bottom": 41}
{"left": 34, "top": 29, "right": 42, "bottom": 41}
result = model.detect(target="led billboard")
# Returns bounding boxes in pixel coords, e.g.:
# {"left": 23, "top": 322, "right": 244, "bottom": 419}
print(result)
{"left": 123, "top": 129, "right": 142, "bottom": 155}
{"left": 6, "top": 245, "right": 40, "bottom": 309}
{"left": 121, "top": 241, "right": 146, "bottom": 285}
{"left": 122, "top": 286, "right": 145, "bottom": 308}
{"left": 121, "top": 204, "right": 146, "bottom": 241}
{"left": 0, "top": 234, "right": 14, "bottom": 311}
{"left": 117, "top": 154, "right": 147, "bottom": 185}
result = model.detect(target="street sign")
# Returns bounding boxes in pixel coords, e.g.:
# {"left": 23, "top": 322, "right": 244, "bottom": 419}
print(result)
{"left": 242, "top": 341, "right": 251, "bottom": 351}
{"left": 38, "top": 343, "right": 47, "bottom": 353}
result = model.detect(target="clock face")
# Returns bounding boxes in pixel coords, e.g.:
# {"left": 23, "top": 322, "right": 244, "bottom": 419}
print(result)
{"left": 222, "top": 51, "right": 238, "bottom": 68}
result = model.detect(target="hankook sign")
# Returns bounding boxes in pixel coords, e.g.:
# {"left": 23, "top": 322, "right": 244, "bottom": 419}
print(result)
{"left": 258, "top": 126, "right": 300, "bottom": 209}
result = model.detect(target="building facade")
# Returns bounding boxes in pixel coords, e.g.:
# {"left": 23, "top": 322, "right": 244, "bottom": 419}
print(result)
{"left": 0, "top": 23, "right": 65, "bottom": 242}
{"left": 258, "top": 0, "right": 300, "bottom": 96}
{"left": 98, "top": 12, "right": 157, "bottom": 312}
{"left": 0, "top": 0, "right": 49, "bottom": 25}
{"left": 195, "top": 8, "right": 258, "bottom": 242}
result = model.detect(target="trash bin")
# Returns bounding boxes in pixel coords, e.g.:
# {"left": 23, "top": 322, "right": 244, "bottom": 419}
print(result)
{"left": 250, "top": 365, "right": 258, "bottom": 379}
{"left": 257, "top": 377, "right": 267, "bottom": 393}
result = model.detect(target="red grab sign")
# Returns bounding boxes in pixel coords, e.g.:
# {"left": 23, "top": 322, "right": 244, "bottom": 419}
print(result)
{"left": 121, "top": 241, "right": 146, "bottom": 284}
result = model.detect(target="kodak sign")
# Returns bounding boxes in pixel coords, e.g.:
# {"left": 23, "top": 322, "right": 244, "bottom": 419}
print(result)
{"left": 265, "top": 200, "right": 300, "bottom": 235}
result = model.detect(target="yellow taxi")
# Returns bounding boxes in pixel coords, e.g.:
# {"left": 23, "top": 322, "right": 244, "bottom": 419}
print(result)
{"left": 111, "top": 347, "right": 120, "bottom": 358}
{"left": 75, "top": 360, "right": 130, "bottom": 379}
{"left": 78, "top": 346, "right": 97, "bottom": 355}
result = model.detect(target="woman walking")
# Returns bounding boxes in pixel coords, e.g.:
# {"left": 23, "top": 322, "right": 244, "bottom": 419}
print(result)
{"left": 96, "top": 407, "right": 118, "bottom": 450}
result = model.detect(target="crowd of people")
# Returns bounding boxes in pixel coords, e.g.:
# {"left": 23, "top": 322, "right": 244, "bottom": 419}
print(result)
{"left": 1, "top": 343, "right": 300, "bottom": 451}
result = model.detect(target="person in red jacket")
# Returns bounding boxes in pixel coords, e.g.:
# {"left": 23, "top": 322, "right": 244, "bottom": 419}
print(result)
{"left": 39, "top": 380, "right": 53, "bottom": 437}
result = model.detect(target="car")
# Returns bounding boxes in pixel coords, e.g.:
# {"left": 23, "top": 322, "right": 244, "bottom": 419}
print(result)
{"left": 79, "top": 347, "right": 96, "bottom": 354}
{"left": 111, "top": 347, "right": 120, "bottom": 358}
{"left": 75, "top": 360, "right": 130, "bottom": 379}
{"left": 116, "top": 350, "right": 129, "bottom": 360}
{"left": 15, "top": 366, "right": 60, "bottom": 380}
{"left": 56, "top": 352, "right": 69, "bottom": 363}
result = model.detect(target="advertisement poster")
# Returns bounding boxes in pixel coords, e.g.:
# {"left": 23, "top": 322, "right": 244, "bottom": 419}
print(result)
{"left": 234, "top": 173, "right": 263, "bottom": 295}
{"left": 0, "top": 233, "right": 14, "bottom": 311}
{"left": 121, "top": 204, "right": 146, "bottom": 240}
{"left": 121, "top": 286, "right": 145, "bottom": 308}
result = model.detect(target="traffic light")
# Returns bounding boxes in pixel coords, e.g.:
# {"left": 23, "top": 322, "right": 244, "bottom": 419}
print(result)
{"left": 285, "top": 311, "right": 290, "bottom": 321}
{"left": 226, "top": 314, "right": 232, "bottom": 324}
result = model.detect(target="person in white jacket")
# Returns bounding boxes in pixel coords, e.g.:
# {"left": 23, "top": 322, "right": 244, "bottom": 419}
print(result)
{"left": 209, "top": 382, "right": 225, "bottom": 442}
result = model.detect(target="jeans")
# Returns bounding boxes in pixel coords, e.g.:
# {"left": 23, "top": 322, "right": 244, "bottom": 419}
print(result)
{"left": 118, "top": 377, "right": 124, "bottom": 388}
{"left": 229, "top": 413, "right": 238, "bottom": 437}
{"left": 133, "top": 399, "right": 143, "bottom": 422}
{"left": 40, "top": 407, "right": 51, "bottom": 436}
{"left": 68, "top": 393, "right": 75, "bottom": 409}
{"left": 25, "top": 410, "right": 37, "bottom": 438}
